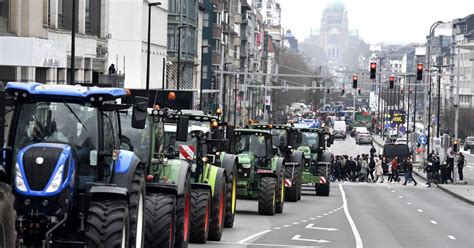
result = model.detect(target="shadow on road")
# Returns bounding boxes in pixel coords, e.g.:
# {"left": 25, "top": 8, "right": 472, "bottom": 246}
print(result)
{"left": 235, "top": 210, "right": 259, "bottom": 215}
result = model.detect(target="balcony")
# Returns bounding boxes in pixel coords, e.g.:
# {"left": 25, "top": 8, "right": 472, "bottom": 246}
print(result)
{"left": 234, "top": 15, "right": 242, "bottom": 24}
{"left": 213, "top": 25, "right": 222, "bottom": 39}
{"left": 212, "top": 52, "right": 222, "bottom": 66}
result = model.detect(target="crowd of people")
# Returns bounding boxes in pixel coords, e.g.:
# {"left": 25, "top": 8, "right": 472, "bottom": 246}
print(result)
{"left": 329, "top": 147, "right": 418, "bottom": 186}
{"left": 423, "top": 150, "right": 465, "bottom": 187}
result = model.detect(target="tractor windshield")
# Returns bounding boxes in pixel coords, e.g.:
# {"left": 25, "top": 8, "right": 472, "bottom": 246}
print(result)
{"left": 235, "top": 134, "right": 267, "bottom": 157}
{"left": 301, "top": 132, "right": 319, "bottom": 148}
{"left": 13, "top": 101, "right": 99, "bottom": 154}
{"left": 271, "top": 129, "right": 287, "bottom": 147}
{"left": 163, "top": 124, "right": 198, "bottom": 157}
{"left": 120, "top": 113, "right": 150, "bottom": 163}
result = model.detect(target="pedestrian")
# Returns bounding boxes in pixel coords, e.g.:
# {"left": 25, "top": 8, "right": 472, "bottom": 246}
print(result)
{"left": 108, "top": 64, "right": 116, "bottom": 74}
{"left": 375, "top": 155, "right": 384, "bottom": 183}
{"left": 458, "top": 153, "right": 465, "bottom": 181}
{"left": 370, "top": 145, "right": 376, "bottom": 157}
{"left": 390, "top": 156, "right": 399, "bottom": 182}
{"left": 440, "top": 158, "right": 449, "bottom": 184}
{"left": 447, "top": 152, "right": 454, "bottom": 183}
{"left": 387, "top": 158, "right": 393, "bottom": 182}
{"left": 424, "top": 160, "right": 434, "bottom": 187}
{"left": 403, "top": 158, "right": 417, "bottom": 186}
{"left": 368, "top": 154, "right": 376, "bottom": 181}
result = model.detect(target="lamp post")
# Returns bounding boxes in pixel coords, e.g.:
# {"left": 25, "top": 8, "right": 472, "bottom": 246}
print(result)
{"left": 426, "top": 20, "right": 444, "bottom": 157}
{"left": 146, "top": 1, "right": 162, "bottom": 93}
{"left": 177, "top": 24, "right": 191, "bottom": 90}
{"left": 70, "top": 0, "right": 76, "bottom": 84}
{"left": 200, "top": 45, "right": 210, "bottom": 110}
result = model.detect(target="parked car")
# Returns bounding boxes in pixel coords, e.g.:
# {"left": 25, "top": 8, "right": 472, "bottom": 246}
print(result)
{"left": 356, "top": 132, "right": 373, "bottom": 145}
{"left": 333, "top": 121, "right": 347, "bottom": 140}
{"left": 464, "top": 136, "right": 474, "bottom": 151}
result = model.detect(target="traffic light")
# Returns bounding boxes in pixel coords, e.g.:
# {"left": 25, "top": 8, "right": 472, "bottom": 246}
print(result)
{"left": 352, "top": 75, "right": 358, "bottom": 89}
{"left": 389, "top": 75, "right": 395, "bottom": 89}
{"left": 453, "top": 139, "right": 459, "bottom": 152}
{"left": 417, "top": 63, "right": 423, "bottom": 81}
{"left": 327, "top": 88, "right": 330, "bottom": 94}
{"left": 370, "top": 62, "right": 377, "bottom": 79}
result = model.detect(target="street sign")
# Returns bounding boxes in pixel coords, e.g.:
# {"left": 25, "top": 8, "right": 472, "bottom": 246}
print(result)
{"left": 399, "top": 125, "right": 406, "bottom": 134}
{"left": 418, "top": 134, "right": 427, "bottom": 145}
{"left": 390, "top": 122, "right": 396, "bottom": 128}
{"left": 265, "top": 95, "right": 271, "bottom": 106}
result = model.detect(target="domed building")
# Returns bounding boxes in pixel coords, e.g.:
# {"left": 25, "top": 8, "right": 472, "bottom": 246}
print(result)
{"left": 319, "top": 0, "right": 349, "bottom": 63}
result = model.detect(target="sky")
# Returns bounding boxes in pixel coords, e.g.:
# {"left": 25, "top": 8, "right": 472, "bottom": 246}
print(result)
{"left": 277, "top": 0, "right": 474, "bottom": 44}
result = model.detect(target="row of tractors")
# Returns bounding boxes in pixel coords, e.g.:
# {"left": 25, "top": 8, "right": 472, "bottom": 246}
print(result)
{"left": 0, "top": 82, "right": 333, "bottom": 247}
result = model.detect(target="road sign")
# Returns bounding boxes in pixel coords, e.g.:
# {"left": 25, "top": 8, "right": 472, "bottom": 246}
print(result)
{"left": 418, "top": 134, "right": 427, "bottom": 145}
{"left": 390, "top": 122, "right": 396, "bottom": 128}
{"left": 399, "top": 125, "right": 406, "bottom": 134}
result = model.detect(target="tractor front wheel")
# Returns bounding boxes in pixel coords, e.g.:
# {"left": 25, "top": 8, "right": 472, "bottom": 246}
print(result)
{"left": 208, "top": 175, "right": 227, "bottom": 241}
{"left": 144, "top": 193, "right": 176, "bottom": 248}
{"left": 189, "top": 188, "right": 211, "bottom": 243}
{"left": 224, "top": 167, "right": 237, "bottom": 228}
{"left": 258, "top": 177, "right": 277, "bottom": 215}
{"left": 0, "top": 183, "right": 16, "bottom": 248}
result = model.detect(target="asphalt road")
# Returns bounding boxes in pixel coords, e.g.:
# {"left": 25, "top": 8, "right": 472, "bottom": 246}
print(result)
{"left": 190, "top": 137, "right": 474, "bottom": 248}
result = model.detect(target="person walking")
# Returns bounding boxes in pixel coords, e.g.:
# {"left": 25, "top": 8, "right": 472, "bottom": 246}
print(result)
{"left": 440, "top": 158, "right": 449, "bottom": 184}
{"left": 447, "top": 152, "right": 455, "bottom": 183}
{"left": 368, "top": 154, "right": 376, "bottom": 181}
{"left": 387, "top": 159, "right": 393, "bottom": 182}
{"left": 403, "top": 158, "right": 417, "bottom": 186}
{"left": 390, "top": 156, "right": 399, "bottom": 182}
{"left": 458, "top": 153, "right": 465, "bottom": 181}
{"left": 375, "top": 155, "right": 384, "bottom": 183}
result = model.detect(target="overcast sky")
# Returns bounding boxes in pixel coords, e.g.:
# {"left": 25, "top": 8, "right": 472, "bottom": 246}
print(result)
{"left": 277, "top": 0, "right": 474, "bottom": 44}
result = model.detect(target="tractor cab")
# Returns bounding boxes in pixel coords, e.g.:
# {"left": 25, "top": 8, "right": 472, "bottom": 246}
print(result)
{"left": 3, "top": 82, "right": 147, "bottom": 247}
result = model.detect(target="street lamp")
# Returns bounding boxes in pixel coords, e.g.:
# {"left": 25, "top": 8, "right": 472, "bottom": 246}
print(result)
{"left": 146, "top": 1, "right": 162, "bottom": 93}
{"left": 177, "top": 24, "right": 191, "bottom": 90}
{"left": 426, "top": 20, "right": 444, "bottom": 157}
{"left": 200, "top": 44, "right": 211, "bottom": 109}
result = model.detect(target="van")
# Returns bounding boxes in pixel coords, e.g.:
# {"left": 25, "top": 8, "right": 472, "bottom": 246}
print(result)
{"left": 333, "top": 121, "right": 347, "bottom": 140}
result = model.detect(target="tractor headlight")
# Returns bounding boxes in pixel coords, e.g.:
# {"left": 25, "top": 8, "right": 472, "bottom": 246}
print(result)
{"left": 15, "top": 163, "right": 27, "bottom": 192}
{"left": 45, "top": 164, "right": 64, "bottom": 193}
{"left": 240, "top": 163, "right": 251, "bottom": 169}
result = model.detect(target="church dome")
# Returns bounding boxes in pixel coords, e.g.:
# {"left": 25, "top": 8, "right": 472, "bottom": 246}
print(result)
{"left": 324, "top": 0, "right": 345, "bottom": 12}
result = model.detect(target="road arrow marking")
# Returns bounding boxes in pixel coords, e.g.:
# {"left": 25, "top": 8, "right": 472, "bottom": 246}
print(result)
{"left": 305, "top": 224, "right": 338, "bottom": 231}
{"left": 291, "top": 235, "right": 330, "bottom": 244}
{"left": 448, "top": 235, "right": 456, "bottom": 240}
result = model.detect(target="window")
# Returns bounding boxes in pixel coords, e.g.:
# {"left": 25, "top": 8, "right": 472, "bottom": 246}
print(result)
{"left": 58, "top": 0, "right": 79, "bottom": 30}
{"left": 203, "top": 12, "right": 209, "bottom": 28}
{"left": 85, "top": 0, "right": 101, "bottom": 36}
{"left": 267, "top": 3, "right": 271, "bottom": 9}
{"left": 167, "top": 28, "right": 176, "bottom": 50}
{"left": 102, "top": 112, "right": 117, "bottom": 153}
{"left": 0, "top": 0, "right": 7, "bottom": 18}
{"left": 266, "top": 11, "right": 271, "bottom": 17}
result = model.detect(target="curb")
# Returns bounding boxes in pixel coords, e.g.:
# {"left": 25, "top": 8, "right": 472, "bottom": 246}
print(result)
{"left": 413, "top": 170, "right": 474, "bottom": 206}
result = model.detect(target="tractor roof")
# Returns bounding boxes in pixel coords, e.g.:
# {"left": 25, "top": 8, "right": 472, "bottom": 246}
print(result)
{"left": 294, "top": 127, "right": 323, "bottom": 133}
{"left": 6, "top": 82, "right": 127, "bottom": 100}
{"left": 234, "top": 128, "right": 271, "bottom": 135}
{"left": 249, "top": 124, "right": 292, "bottom": 130}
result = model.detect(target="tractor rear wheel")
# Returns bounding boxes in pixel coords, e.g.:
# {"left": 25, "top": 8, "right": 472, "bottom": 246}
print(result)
{"left": 258, "top": 177, "right": 277, "bottom": 215}
{"left": 224, "top": 166, "right": 237, "bottom": 228}
{"left": 85, "top": 198, "right": 129, "bottom": 248}
{"left": 284, "top": 166, "right": 299, "bottom": 202}
{"left": 189, "top": 188, "right": 211, "bottom": 243}
{"left": 208, "top": 175, "right": 226, "bottom": 241}
{"left": 175, "top": 173, "right": 191, "bottom": 248}
{"left": 144, "top": 193, "right": 176, "bottom": 248}
{"left": 0, "top": 183, "right": 16, "bottom": 248}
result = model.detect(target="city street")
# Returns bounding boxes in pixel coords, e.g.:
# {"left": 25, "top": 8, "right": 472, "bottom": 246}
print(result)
{"left": 191, "top": 137, "right": 474, "bottom": 248}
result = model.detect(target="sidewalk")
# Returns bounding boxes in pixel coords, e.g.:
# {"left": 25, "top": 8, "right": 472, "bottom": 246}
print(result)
{"left": 372, "top": 134, "right": 474, "bottom": 206}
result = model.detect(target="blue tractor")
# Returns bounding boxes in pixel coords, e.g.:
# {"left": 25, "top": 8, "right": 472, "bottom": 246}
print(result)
{"left": 2, "top": 82, "right": 147, "bottom": 247}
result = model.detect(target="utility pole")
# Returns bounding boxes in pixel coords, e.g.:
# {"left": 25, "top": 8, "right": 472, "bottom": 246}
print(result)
{"left": 70, "top": 0, "right": 76, "bottom": 84}
{"left": 218, "top": 45, "right": 225, "bottom": 112}
{"left": 436, "top": 66, "right": 442, "bottom": 138}
{"left": 453, "top": 46, "right": 461, "bottom": 184}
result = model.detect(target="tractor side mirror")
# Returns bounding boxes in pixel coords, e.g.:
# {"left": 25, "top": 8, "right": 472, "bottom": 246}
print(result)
{"left": 176, "top": 116, "right": 189, "bottom": 142}
{"left": 297, "top": 133, "right": 303, "bottom": 144}
{"left": 132, "top": 96, "right": 148, "bottom": 129}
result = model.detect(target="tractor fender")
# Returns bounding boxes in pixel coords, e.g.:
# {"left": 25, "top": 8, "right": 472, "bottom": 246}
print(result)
{"left": 111, "top": 150, "right": 142, "bottom": 190}
{"left": 274, "top": 157, "right": 285, "bottom": 178}
{"left": 222, "top": 154, "right": 238, "bottom": 177}
{"left": 290, "top": 150, "right": 304, "bottom": 166}
{"left": 146, "top": 183, "right": 178, "bottom": 196}
{"left": 205, "top": 165, "right": 227, "bottom": 198}
{"left": 211, "top": 168, "right": 226, "bottom": 199}
{"left": 174, "top": 160, "right": 191, "bottom": 196}
{"left": 89, "top": 185, "right": 129, "bottom": 202}
{"left": 191, "top": 183, "right": 212, "bottom": 195}
{"left": 319, "top": 151, "right": 332, "bottom": 164}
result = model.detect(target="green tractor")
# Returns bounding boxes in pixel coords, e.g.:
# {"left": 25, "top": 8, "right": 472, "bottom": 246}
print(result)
{"left": 0, "top": 83, "right": 16, "bottom": 248}
{"left": 294, "top": 127, "right": 333, "bottom": 196}
{"left": 159, "top": 110, "right": 228, "bottom": 244}
{"left": 249, "top": 124, "right": 304, "bottom": 202}
{"left": 231, "top": 128, "right": 286, "bottom": 215}
{"left": 120, "top": 108, "right": 192, "bottom": 248}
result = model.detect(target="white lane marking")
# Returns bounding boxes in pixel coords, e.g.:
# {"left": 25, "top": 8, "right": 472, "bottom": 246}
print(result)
{"left": 293, "top": 222, "right": 300, "bottom": 225}
{"left": 407, "top": 202, "right": 412, "bottom": 205}
{"left": 329, "top": 211, "right": 334, "bottom": 213}
{"left": 209, "top": 241, "right": 317, "bottom": 247}
{"left": 283, "top": 224, "right": 291, "bottom": 227}
{"left": 301, "top": 220, "right": 308, "bottom": 223}
{"left": 398, "top": 196, "right": 403, "bottom": 199}
{"left": 430, "top": 220, "right": 438, "bottom": 225}
{"left": 317, "top": 216, "right": 322, "bottom": 218}
{"left": 274, "top": 227, "right": 281, "bottom": 230}
{"left": 391, "top": 190, "right": 396, "bottom": 193}
{"left": 339, "top": 184, "right": 364, "bottom": 248}
{"left": 448, "top": 235, "right": 456, "bottom": 240}
{"left": 323, "top": 213, "right": 328, "bottom": 216}
{"left": 417, "top": 209, "right": 423, "bottom": 213}
{"left": 291, "top": 235, "right": 330, "bottom": 244}
{"left": 310, "top": 217, "right": 315, "bottom": 220}
{"left": 238, "top": 230, "right": 272, "bottom": 244}
{"left": 387, "top": 186, "right": 391, "bottom": 189}
{"left": 305, "top": 224, "right": 339, "bottom": 231}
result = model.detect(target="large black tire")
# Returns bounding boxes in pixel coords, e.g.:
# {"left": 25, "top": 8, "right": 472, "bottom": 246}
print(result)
{"left": 189, "top": 188, "right": 211, "bottom": 244}
{"left": 129, "top": 168, "right": 145, "bottom": 248}
{"left": 208, "top": 174, "right": 226, "bottom": 241}
{"left": 175, "top": 173, "right": 192, "bottom": 248}
{"left": 0, "top": 183, "right": 16, "bottom": 248}
{"left": 284, "top": 166, "right": 299, "bottom": 202}
{"left": 85, "top": 198, "right": 129, "bottom": 248}
{"left": 315, "top": 181, "right": 330, "bottom": 196}
{"left": 275, "top": 166, "right": 285, "bottom": 214}
{"left": 224, "top": 166, "right": 237, "bottom": 228}
{"left": 258, "top": 177, "right": 277, "bottom": 215}
{"left": 144, "top": 193, "right": 176, "bottom": 248}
